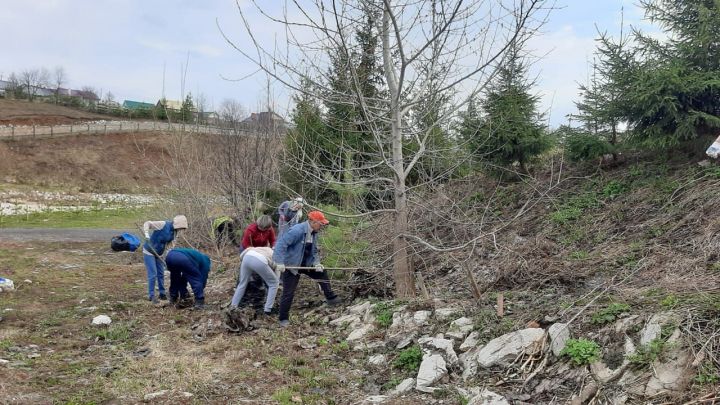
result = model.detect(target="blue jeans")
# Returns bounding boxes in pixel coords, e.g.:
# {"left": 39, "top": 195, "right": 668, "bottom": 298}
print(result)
{"left": 143, "top": 253, "right": 166, "bottom": 299}
{"left": 166, "top": 250, "right": 208, "bottom": 300}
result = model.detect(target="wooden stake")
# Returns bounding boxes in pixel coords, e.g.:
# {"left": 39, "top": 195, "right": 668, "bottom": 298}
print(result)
{"left": 416, "top": 271, "right": 430, "bottom": 300}
{"left": 497, "top": 292, "right": 504, "bottom": 317}
{"left": 463, "top": 262, "right": 483, "bottom": 300}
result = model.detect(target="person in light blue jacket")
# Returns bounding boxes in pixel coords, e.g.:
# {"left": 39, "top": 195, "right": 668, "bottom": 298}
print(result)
{"left": 273, "top": 210, "right": 341, "bottom": 326}
{"left": 142, "top": 215, "right": 187, "bottom": 303}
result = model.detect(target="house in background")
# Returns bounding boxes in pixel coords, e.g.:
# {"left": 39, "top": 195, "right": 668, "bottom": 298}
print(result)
{"left": 242, "top": 111, "right": 287, "bottom": 133}
{"left": 123, "top": 100, "right": 155, "bottom": 110}
{"left": 0, "top": 80, "right": 10, "bottom": 97}
{"left": 156, "top": 99, "right": 183, "bottom": 111}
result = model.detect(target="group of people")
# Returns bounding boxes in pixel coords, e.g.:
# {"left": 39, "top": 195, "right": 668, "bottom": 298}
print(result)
{"left": 140, "top": 197, "right": 342, "bottom": 326}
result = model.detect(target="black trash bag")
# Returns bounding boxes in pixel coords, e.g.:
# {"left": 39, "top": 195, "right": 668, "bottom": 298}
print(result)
{"left": 111, "top": 235, "right": 131, "bottom": 252}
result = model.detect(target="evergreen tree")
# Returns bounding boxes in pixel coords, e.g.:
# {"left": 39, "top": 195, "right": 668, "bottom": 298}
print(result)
{"left": 473, "top": 44, "right": 551, "bottom": 172}
{"left": 623, "top": 0, "right": 720, "bottom": 147}
{"left": 180, "top": 94, "right": 194, "bottom": 123}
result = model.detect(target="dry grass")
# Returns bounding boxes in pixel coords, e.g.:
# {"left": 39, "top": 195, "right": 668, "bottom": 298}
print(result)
{"left": 0, "top": 99, "right": 111, "bottom": 126}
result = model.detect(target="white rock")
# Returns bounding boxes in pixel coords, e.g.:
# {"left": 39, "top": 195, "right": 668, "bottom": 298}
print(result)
{"left": 352, "top": 341, "right": 386, "bottom": 351}
{"left": 388, "top": 378, "right": 415, "bottom": 397}
{"left": 413, "top": 310, "right": 432, "bottom": 326}
{"left": 180, "top": 392, "right": 193, "bottom": 398}
{"left": 0, "top": 358, "right": 10, "bottom": 365}
{"left": 368, "top": 354, "right": 386, "bottom": 366}
{"left": 362, "top": 395, "right": 388, "bottom": 404}
{"left": 640, "top": 312, "right": 676, "bottom": 346}
{"left": 645, "top": 329, "right": 694, "bottom": 396}
{"left": 418, "top": 336, "right": 458, "bottom": 366}
{"left": 91, "top": 315, "right": 112, "bottom": 325}
{"left": 23, "top": 279, "right": 32, "bottom": 284}
{"left": 548, "top": 323, "right": 571, "bottom": 357}
{"left": 460, "top": 331, "right": 481, "bottom": 352}
{"left": 143, "top": 390, "right": 169, "bottom": 400}
{"left": 434, "top": 307, "right": 459, "bottom": 321}
{"left": 0, "top": 278, "right": 14, "bottom": 292}
{"left": 348, "top": 301, "right": 372, "bottom": 315}
{"left": 467, "top": 389, "right": 511, "bottom": 405}
{"left": 476, "top": 328, "right": 545, "bottom": 368}
{"left": 446, "top": 317, "right": 474, "bottom": 340}
{"left": 415, "top": 354, "right": 447, "bottom": 392}
{"left": 460, "top": 347, "right": 480, "bottom": 380}
{"left": 347, "top": 323, "right": 375, "bottom": 342}
{"left": 330, "top": 313, "right": 363, "bottom": 329}
{"left": 395, "top": 333, "right": 417, "bottom": 349}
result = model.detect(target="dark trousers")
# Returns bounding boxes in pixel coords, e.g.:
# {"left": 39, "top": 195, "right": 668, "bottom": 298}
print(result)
{"left": 278, "top": 269, "right": 337, "bottom": 321}
{"left": 166, "top": 250, "right": 207, "bottom": 300}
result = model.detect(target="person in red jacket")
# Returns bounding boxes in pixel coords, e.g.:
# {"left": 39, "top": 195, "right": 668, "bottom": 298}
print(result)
{"left": 241, "top": 215, "right": 276, "bottom": 250}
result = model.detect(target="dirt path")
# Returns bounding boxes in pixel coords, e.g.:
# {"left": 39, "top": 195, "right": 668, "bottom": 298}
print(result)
{"left": 0, "top": 228, "right": 129, "bottom": 243}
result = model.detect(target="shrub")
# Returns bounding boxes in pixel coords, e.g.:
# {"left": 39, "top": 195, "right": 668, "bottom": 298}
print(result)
{"left": 372, "top": 301, "right": 395, "bottom": 328}
{"left": 563, "top": 129, "right": 615, "bottom": 162}
{"left": 394, "top": 345, "right": 423, "bottom": 372}
{"left": 561, "top": 338, "right": 601, "bottom": 365}
{"left": 591, "top": 302, "right": 630, "bottom": 325}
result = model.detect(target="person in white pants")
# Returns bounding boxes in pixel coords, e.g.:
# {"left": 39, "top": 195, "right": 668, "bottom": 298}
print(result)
{"left": 230, "top": 247, "right": 279, "bottom": 315}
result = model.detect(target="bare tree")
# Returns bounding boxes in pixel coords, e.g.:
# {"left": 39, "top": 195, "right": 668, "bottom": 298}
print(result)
{"left": 222, "top": 0, "right": 550, "bottom": 297}
{"left": 20, "top": 68, "right": 50, "bottom": 100}
{"left": 53, "top": 66, "right": 67, "bottom": 103}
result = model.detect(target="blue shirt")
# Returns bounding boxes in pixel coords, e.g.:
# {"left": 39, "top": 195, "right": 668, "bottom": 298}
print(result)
{"left": 272, "top": 221, "right": 318, "bottom": 267}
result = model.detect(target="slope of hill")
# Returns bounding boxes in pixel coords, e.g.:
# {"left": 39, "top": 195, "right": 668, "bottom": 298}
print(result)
{"left": 0, "top": 99, "right": 112, "bottom": 126}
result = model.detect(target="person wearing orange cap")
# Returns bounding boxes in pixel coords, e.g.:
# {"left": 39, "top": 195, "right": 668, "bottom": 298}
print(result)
{"left": 273, "top": 210, "right": 342, "bottom": 326}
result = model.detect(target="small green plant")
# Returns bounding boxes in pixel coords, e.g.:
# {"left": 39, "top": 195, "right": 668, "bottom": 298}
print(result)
{"left": 331, "top": 341, "right": 350, "bottom": 354}
{"left": 95, "top": 323, "right": 132, "bottom": 342}
{"left": 561, "top": 338, "right": 601, "bottom": 365}
{"left": 591, "top": 303, "right": 631, "bottom": 325}
{"left": 570, "top": 250, "right": 589, "bottom": 260}
{"left": 317, "top": 337, "right": 329, "bottom": 346}
{"left": 660, "top": 294, "right": 678, "bottom": 309}
{"left": 628, "top": 338, "right": 668, "bottom": 366}
{"left": 710, "top": 262, "right": 720, "bottom": 273}
{"left": 602, "top": 180, "right": 628, "bottom": 199}
{"left": 372, "top": 301, "right": 396, "bottom": 328}
{"left": 694, "top": 363, "right": 719, "bottom": 385}
{"left": 272, "top": 388, "right": 299, "bottom": 405}
{"left": 394, "top": 345, "right": 423, "bottom": 372}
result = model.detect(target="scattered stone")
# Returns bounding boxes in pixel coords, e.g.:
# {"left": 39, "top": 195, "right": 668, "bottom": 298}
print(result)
{"left": 296, "top": 337, "right": 317, "bottom": 350}
{"left": 253, "top": 361, "right": 264, "bottom": 368}
{"left": 413, "top": 310, "right": 432, "bottom": 326}
{"left": 347, "top": 324, "right": 375, "bottom": 342}
{"left": 415, "top": 354, "right": 447, "bottom": 392}
{"left": 460, "top": 331, "right": 480, "bottom": 352}
{"left": 368, "top": 354, "right": 386, "bottom": 366}
{"left": 460, "top": 347, "right": 480, "bottom": 380}
{"left": 133, "top": 347, "right": 151, "bottom": 358}
{"left": 548, "top": 323, "right": 571, "bottom": 357}
{"left": 91, "top": 315, "right": 112, "bottom": 325}
{"left": 143, "top": 390, "right": 169, "bottom": 401}
{"left": 362, "top": 395, "right": 388, "bottom": 404}
{"left": 446, "top": 317, "right": 474, "bottom": 340}
{"left": 645, "top": 329, "right": 694, "bottom": 396}
{"left": 0, "top": 358, "right": 10, "bottom": 365}
{"left": 388, "top": 378, "right": 414, "bottom": 397}
{"left": 0, "top": 278, "right": 15, "bottom": 292}
{"left": 640, "top": 312, "right": 676, "bottom": 346}
{"left": 352, "top": 341, "right": 386, "bottom": 352}
{"left": 476, "top": 328, "right": 545, "bottom": 368}
{"left": 27, "top": 353, "right": 40, "bottom": 359}
{"left": 330, "top": 314, "right": 363, "bottom": 329}
{"left": 348, "top": 301, "right": 372, "bottom": 316}
{"left": 180, "top": 392, "right": 193, "bottom": 398}
{"left": 467, "top": 389, "right": 510, "bottom": 405}
{"left": 395, "top": 332, "right": 417, "bottom": 350}
{"left": 418, "top": 336, "right": 458, "bottom": 366}
{"left": 434, "top": 307, "right": 459, "bottom": 321}
{"left": 23, "top": 279, "right": 32, "bottom": 284}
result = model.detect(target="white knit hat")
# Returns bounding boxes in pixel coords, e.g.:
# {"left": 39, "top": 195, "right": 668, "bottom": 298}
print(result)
{"left": 173, "top": 215, "right": 188, "bottom": 230}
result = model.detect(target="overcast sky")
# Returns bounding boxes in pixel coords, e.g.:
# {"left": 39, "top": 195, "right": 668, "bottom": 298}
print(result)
{"left": 0, "top": 0, "right": 657, "bottom": 127}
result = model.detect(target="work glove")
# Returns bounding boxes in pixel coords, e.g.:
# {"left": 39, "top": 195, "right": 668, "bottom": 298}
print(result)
{"left": 276, "top": 264, "right": 286, "bottom": 274}
{"left": 315, "top": 263, "right": 324, "bottom": 272}
{"left": 144, "top": 232, "right": 150, "bottom": 239}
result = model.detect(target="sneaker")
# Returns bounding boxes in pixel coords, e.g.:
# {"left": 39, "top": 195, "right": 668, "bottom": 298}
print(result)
{"left": 193, "top": 298, "right": 205, "bottom": 310}
{"left": 148, "top": 296, "right": 159, "bottom": 304}
{"left": 158, "top": 294, "right": 167, "bottom": 301}
{"left": 169, "top": 295, "right": 178, "bottom": 304}
{"left": 326, "top": 296, "right": 343, "bottom": 307}
{"left": 263, "top": 308, "right": 278, "bottom": 316}
{"left": 279, "top": 320, "right": 290, "bottom": 327}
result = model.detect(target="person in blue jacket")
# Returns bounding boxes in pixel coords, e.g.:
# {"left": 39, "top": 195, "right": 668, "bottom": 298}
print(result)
{"left": 273, "top": 210, "right": 342, "bottom": 326}
{"left": 142, "top": 215, "right": 188, "bottom": 303}
{"left": 165, "top": 247, "right": 212, "bottom": 309}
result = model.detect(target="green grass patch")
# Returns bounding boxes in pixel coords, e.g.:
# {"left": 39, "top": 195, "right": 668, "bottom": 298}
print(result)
{"left": 372, "top": 301, "right": 397, "bottom": 328}
{"left": 0, "top": 206, "right": 154, "bottom": 229}
{"left": 95, "top": 322, "right": 134, "bottom": 342}
{"left": 394, "top": 345, "right": 422, "bottom": 372}
{"left": 561, "top": 338, "right": 601, "bottom": 366}
{"left": 591, "top": 302, "right": 631, "bottom": 325}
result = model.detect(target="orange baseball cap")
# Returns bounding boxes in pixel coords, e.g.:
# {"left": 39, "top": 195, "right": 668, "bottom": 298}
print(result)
{"left": 308, "top": 210, "right": 329, "bottom": 225}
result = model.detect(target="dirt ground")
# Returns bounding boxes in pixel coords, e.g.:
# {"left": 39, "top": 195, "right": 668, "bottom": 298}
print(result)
{"left": 0, "top": 241, "right": 379, "bottom": 404}
{"left": 0, "top": 99, "right": 112, "bottom": 126}
{"left": 0, "top": 132, "right": 171, "bottom": 193}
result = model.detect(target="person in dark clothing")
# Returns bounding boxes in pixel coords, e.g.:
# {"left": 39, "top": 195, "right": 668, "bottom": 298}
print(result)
{"left": 165, "top": 247, "right": 212, "bottom": 309}
{"left": 273, "top": 210, "right": 342, "bottom": 326}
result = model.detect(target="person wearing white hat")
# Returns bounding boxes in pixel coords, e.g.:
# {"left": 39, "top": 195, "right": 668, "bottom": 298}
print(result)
{"left": 142, "top": 215, "right": 188, "bottom": 303}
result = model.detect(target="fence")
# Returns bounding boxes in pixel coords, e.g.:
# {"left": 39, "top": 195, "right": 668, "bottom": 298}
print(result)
{"left": 0, "top": 121, "right": 233, "bottom": 140}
